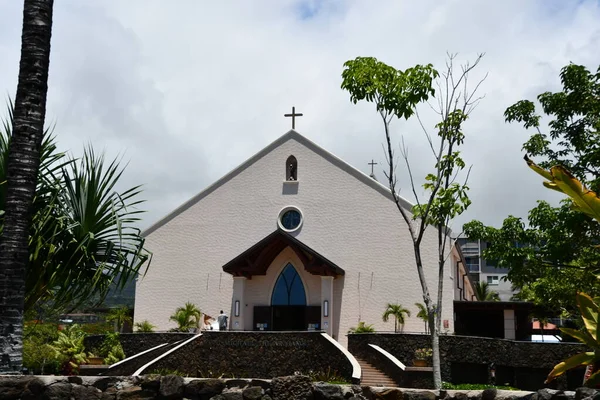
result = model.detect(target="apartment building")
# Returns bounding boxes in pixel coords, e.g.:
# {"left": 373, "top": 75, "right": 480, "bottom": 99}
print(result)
{"left": 456, "top": 238, "right": 514, "bottom": 301}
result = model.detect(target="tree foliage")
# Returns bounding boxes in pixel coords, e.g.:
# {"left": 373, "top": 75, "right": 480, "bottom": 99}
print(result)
{"left": 341, "top": 54, "right": 484, "bottom": 389}
{"left": 0, "top": 107, "right": 150, "bottom": 313}
{"left": 464, "top": 63, "right": 600, "bottom": 316}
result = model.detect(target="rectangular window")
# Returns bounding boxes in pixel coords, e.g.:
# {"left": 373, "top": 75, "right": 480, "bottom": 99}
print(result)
{"left": 465, "top": 256, "right": 480, "bottom": 272}
{"left": 487, "top": 275, "right": 499, "bottom": 285}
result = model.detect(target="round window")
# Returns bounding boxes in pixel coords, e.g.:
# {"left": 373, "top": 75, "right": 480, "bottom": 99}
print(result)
{"left": 278, "top": 207, "right": 303, "bottom": 232}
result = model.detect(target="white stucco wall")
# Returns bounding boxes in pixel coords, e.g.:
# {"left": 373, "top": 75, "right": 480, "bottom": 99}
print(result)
{"left": 135, "top": 131, "right": 459, "bottom": 346}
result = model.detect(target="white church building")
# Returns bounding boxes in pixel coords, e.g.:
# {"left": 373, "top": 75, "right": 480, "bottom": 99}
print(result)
{"left": 134, "top": 130, "right": 475, "bottom": 345}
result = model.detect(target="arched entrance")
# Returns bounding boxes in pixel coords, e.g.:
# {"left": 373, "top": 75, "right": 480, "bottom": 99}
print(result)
{"left": 271, "top": 263, "right": 309, "bottom": 331}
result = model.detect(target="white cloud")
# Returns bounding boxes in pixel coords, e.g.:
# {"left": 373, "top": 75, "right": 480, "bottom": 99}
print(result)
{"left": 0, "top": 0, "right": 598, "bottom": 231}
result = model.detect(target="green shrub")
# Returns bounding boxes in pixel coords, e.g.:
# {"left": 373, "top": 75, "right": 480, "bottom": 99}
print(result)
{"left": 348, "top": 321, "right": 375, "bottom": 333}
{"left": 308, "top": 367, "right": 350, "bottom": 384}
{"left": 99, "top": 332, "right": 125, "bottom": 365}
{"left": 23, "top": 322, "right": 61, "bottom": 374}
{"left": 80, "top": 322, "right": 113, "bottom": 335}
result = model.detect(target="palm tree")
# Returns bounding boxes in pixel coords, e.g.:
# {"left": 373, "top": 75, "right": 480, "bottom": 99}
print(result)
{"left": 0, "top": 0, "right": 54, "bottom": 373}
{"left": 475, "top": 282, "right": 501, "bottom": 301}
{"left": 106, "top": 306, "right": 133, "bottom": 333}
{"left": 134, "top": 320, "right": 156, "bottom": 333}
{"left": 1, "top": 117, "right": 150, "bottom": 314}
{"left": 415, "top": 303, "right": 429, "bottom": 334}
{"left": 169, "top": 303, "right": 202, "bottom": 332}
{"left": 382, "top": 303, "right": 411, "bottom": 333}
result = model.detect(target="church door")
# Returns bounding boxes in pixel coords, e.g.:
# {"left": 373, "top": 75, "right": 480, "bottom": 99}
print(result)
{"left": 271, "top": 263, "right": 308, "bottom": 331}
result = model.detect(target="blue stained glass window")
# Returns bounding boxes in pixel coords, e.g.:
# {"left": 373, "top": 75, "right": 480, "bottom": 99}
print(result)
{"left": 281, "top": 210, "right": 301, "bottom": 230}
{"left": 271, "top": 263, "right": 307, "bottom": 305}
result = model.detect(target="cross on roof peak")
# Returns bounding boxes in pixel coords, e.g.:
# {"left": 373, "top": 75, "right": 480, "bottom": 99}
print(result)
{"left": 284, "top": 106, "right": 303, "bottom": 129}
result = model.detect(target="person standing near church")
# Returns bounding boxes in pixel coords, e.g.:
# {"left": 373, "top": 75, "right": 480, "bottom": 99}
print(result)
{"left": 217, "top": 310, "right": 228, "bottom": 331}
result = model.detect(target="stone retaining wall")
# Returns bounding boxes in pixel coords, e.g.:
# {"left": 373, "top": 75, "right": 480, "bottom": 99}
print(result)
{"left": 84, "top": 332, "right": 193, "bottom": 357}
{"left": 348, "top": 333, "right": 587, "bottom": 391}
{"left": 2, "top": 374, "right": 598, "bottom": 400}
{"left": 146, "top": 331, "right": 354, "bottom": 380}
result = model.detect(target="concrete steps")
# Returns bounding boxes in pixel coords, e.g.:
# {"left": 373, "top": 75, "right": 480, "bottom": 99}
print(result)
{"left": 354, "top": 356, "right": 397, "bottom": 387}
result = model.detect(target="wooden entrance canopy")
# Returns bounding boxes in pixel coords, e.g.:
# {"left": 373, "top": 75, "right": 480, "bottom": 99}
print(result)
{"left": 222, "top": 230, "right": 345, "bottom": 279}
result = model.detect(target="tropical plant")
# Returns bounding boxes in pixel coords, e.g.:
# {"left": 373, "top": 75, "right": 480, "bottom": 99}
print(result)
{"left": 169, "top": 302, "right": 202, "bottom": 332}
{"left": 348, "top": 321, "right": 375, "bottom": 334}
{"left": 414, "top": 347, "right": 433, "bottom": 360}
{"left": 0, "top": 109, "right": 149, "bottom": 314}
{"left": 99, "top": 332, "right": 125, "bottom": 365}
{"left": 474, "top": 282, "right": 501, "bottom": 302}
{"left": 134, "top": 320, "right": 156, "bottom": 333}
{"left": 106, "top": 306, "right": 133, "bottom": 333}
{"left": 50, "top": 324, "right": 87, "bottom": 374}
{"left": 464, "top": 63, "right": 600, "bottom": 317}
{"left": 415, "top": 303, "right": 430, "bottom": 334}
{"left": 307, "top": 366, "right": 350, "bottom": 384}
{"left": 382, "top": 303, "right": 411, "bottom": 332}
{"left": 0, "top": 0, "right": 55, "bottom": 373}
{"left": 546, "top": 293, "right": 600, "bottom": 386}
{"left": 341, "top": 54, "right": 484, "bottom": 389}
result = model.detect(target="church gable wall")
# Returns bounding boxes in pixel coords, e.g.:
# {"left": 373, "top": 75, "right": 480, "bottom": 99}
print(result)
{"left": 135, "top": 134, "right": 457, "bottom": 343}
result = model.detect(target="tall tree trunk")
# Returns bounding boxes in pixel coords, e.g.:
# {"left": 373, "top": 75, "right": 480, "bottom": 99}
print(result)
{"left": 0, "top": 0, "right": 53, "bottom": 374}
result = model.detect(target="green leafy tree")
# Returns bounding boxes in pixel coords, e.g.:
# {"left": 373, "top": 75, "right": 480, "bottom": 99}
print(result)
{"left": 134, "top": 320, "right": 156, "bottom": 333}
{"left": 0, "top": 108, "right": 150, "bottom": 314}
{"left": 169, "top": 302, "right": 202, "bottom": 332}
{"left": 23, "top": 322, "right": 60, "bottom": 374}
{"left": 524, "top": 149, "right": 600, "bottom": 386}
{"left": 0, "top": 0, "right": 54, "bottom": 373}
{"left": 348, "top": 321, "right": 375, "bottom": 333}
{"left": 341, "top": 54, "right": 485, "bottom": 389}
{"left": 106, "top": 306, "right": 133, "bottom": 333}
{"left": 474, "top": 282, "right": 501, "bottom": 301}
{"left": 464, "top": 63, "right": 600, "bottom": 317}
{"left": 415, "top": 303, "right": 430, "bottom": 334}
{"left": 382, "top": 303, "right": 411, "bottom": 332}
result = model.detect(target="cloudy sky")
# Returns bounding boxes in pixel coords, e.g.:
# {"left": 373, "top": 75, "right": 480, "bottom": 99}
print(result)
{"left": 0, "top": 0, "right": 598, "bottom": 232}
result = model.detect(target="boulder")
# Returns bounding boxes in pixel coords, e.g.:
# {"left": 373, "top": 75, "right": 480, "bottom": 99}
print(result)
{"left": 159, "top": 375, "right": 184, "bottom": 399}
{"left": 314, "top": 382, "right": 344, "bottom": 400}
{"left": 0, "top": 376, "right": 34, "bottom": 400}
{"left": 184, "top": 378, "right": 226, "bottom": 399}
{"left": 72, "top": 384, "right": 103, "bottom": 400}
{"left": 221, "top": 390, "right": 244, "bottom": 400}
{"left": 44, "top": 382, "right": 73, "bottom": 400}
{"left": 576, "top": 388, "right": 600, "bottom": 400}
{"left": 271, "top": 375, "right": 314, "bottom": 400}
{"left": 139, "top": 376, "right": 161, "bottom": 393}
{"left": 93, "top": 377, "right": 120, "bottom": 392}
{"left": 404, "top": 390, "right": 437, "bottom": 400}
{"left": 482, "top": 388, "right": 497, "bottom": 400}
{"left": 115, "top": 386, "right": 156, "bottom": 400}
{"left": 363, "top": 387, "right": 404, "bottom": 400}
{"left": 242, "top": 386, "right": 264, "bottom": 400}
